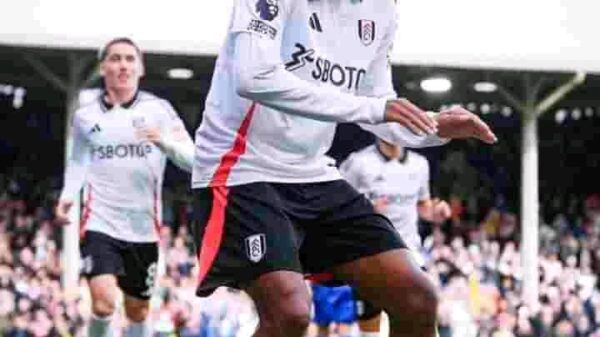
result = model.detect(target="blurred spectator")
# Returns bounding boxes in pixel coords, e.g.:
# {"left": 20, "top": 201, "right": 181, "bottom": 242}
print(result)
{"left": 425, "top": 193, "right": 599, "bottom": 337}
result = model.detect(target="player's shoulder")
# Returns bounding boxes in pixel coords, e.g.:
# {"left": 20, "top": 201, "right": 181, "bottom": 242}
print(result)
{"left": 136, "top": 90, "right": 169, "bottom": 107}
{"left": 362, "top": 0, "right": 397, "bottom": 18}
{"left": 135, "top": 91, "right": 178, "bottom": 114}
{"left": 347, "top": 144, "right": 380, "bottom": 163}
{"left": 374, "top": 0, "right": 397, "bottom": 11}
{"left": 407, "top": 150, "right": 429, "bottom": 167}
{"left": 73, "top": 94, "right": 103, "bottom": 119}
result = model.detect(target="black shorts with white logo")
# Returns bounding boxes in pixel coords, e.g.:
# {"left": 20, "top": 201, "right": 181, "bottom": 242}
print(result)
{"left": 80, "top": 231, "right": 159, "bottom": 300}
{"left": 191, "top": 179, "right": 406, "bottom": 296}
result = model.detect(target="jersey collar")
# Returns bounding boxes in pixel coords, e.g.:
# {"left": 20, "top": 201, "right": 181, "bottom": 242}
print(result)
{"left": 375, "top": 144, "right": 408, "bottom": 163}
{"left": 100, "top": 90, "right": 139, "bottom": 112}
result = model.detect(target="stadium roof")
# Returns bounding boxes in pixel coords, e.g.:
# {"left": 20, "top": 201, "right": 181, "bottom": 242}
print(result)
{"left": 1, "top": 0, "right": 599, "bottom": 73}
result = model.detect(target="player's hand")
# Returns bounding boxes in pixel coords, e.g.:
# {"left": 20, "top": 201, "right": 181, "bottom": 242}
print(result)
{"left": 431, "top": 198, "right": 451, "bottom": 224}
{"left": 136, "top": 127, "right": 163, "bottom": 145}
{"left": 384, "top": 98, "right": 438, "bottom": 136}
{"left": 435, "top": 107, "right": 498, "bottom": 144}
{"left": 54, "top": 200, "right": 73, "bottom": 226}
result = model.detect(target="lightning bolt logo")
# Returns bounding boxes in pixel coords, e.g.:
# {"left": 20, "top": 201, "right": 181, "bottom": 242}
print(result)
{"left": 285, "top": 43, "right": 315, "bottom": 71}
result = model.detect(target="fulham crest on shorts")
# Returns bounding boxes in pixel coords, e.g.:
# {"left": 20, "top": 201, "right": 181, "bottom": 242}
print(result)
{"left": 245, "top": 233, "right": 267, "bottom": 263}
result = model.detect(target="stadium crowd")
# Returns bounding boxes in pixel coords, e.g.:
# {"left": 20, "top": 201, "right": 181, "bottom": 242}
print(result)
{"left": 0, "top": 168, "right": 598, "bottom": 337}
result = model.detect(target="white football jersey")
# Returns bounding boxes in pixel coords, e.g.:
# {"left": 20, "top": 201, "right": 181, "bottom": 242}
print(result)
{"left": 192, "top": 0, "right": 447, "bottom": 188}
{"left": 340, "top": 145, "right": 430, "bottom": 265}
{"left": 59, "top": 91, "right": 188, "bottom": 243}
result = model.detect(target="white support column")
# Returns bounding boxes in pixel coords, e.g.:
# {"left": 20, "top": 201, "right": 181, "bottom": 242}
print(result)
{"left": 24, "top": 52, "right": 98, "bottom": 292}
{"left": 61, "top": 59, "right": 99, "bottom": 292}
{"left": 500, "top": 72, "right": 585, "bottom": 312}
{"left": 61, "top": 88, "right": 82, "bottom": 292}
{"left": 520, "top": 109, "right": 539, "bottom": 311}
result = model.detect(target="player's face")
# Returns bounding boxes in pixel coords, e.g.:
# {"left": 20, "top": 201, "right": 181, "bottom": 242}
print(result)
{"left": 101, "top": 42, "right": 143, "bottom": 92}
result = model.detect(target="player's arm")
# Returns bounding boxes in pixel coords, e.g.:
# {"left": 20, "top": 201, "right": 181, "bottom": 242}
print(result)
{"left": 137, "top": 101, "right": 195, "bottom": 173}
{"left": 418, "top": 198, "right": 451, "bottom": 224}
{"left": 415, "top": 160, "right": 450, "bottom": 223}
{"left": 356, "top": 7, "right": 497, "bottom": 145}
{"left": 232, "top": 0, "right": 434, "bottom": 133}
{"left": 55, "top": 112, "right": 91, "bottom": 225}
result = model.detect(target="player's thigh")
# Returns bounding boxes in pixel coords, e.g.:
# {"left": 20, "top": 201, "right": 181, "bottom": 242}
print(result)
{"left": 190, "top": 183, "right": 303, "bottom": 296}
{"left": 331, "top": 249, "right": 436, "bottom": 315}
{"left": 88, "top": 274, "right": 120, "bottom": 305}
{"left": 353, "top": 286, "right": 383, "bottom": 324}
{"left": 81, "top": 231, "right": 125, "bottom": 276}
{"left": 119, "top": 241, "right": 159, "bottom": 301}
{"left": 81, "top": 231, "right": 124, "bottom": 304}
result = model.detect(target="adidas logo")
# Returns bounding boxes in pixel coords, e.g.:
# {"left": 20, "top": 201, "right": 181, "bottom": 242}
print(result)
{"left": 90, "top": 124, "right": 102, "bottom": 134}
{"left": 309, "top": 13, "right": 322, "bottom": 32}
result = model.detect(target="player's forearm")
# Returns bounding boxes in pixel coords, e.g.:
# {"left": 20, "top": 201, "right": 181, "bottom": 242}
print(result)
{"left": 359, "top": 122, "right": 449, "bottom": 148}
{"left": 235, "top": 34, "right": 385, "bottom": 124}
{"left": 59, "top": 160, "right": 87, "bottom": 202}
{"left": 60, "top": 118, "right": 90, "bottom": 201}
{"left": 157, "top": 136, "right": 195, "bottom": 173}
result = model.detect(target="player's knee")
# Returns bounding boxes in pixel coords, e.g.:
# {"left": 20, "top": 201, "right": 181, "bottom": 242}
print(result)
{"left": 387, "top": 277, "right": 438, "bottom": 324}
{"left": 283, "top": 301, "right": 311, "bottom": 330}
{"left": 262, "top": 295, "right": 311, "bottom": 336}
{"left": 278, "top": 304, "right": 311, "bottom": 335}
{"left": 124, "top": 299, "right": 150, "bottom": 323}
{"left": 125, "top": 305, "right": 149, "bottom": 323}
{"left": 92, "top": 298, "right": 116, "bottom": 318}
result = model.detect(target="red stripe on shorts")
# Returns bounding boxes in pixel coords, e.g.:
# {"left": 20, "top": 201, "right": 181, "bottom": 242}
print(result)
{"left": 197, "top": 102, "right": 257, "bottom": 286}
{"left": 305, "top": 272, "right": 335, "bottom": 283}
{"left": 153, "top": 183, "right": 162, "bottom": 240}
{"left": 79, "top": 184, "right": 92, "bottom": 240}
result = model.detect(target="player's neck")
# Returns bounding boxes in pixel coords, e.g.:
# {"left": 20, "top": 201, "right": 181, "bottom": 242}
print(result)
{"left": 377, "top": 142, "right": 404, "bottom": 161}
{"left": 105, "top": 87, "right": 138, "bottom": 107}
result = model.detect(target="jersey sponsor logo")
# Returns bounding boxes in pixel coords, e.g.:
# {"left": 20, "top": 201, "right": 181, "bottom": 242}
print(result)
{"left": 255, "top": 0, "right": 279, "bottom": 21}
{"left": 248, "top": 19, "right": 278, "bottom": 39}
{"left": 309, "top": 13, "right": 322, "bottom": 32}
{"left": 91, "top": 143, "right": 153, "bottom": 160}
{"left": 285, "top": 43, "right": 367, "bottom": 90}
{"left": 285, "top": 43, "right": 315, "bottom": 71}
{"left": 245, "top": 233, "right": 266, "bottom": 263}
{"left": 368, "top": 192, "right": 417, "bottom": 205}
{"left": 358, "top": 19, "right": 376, "bottom": 46}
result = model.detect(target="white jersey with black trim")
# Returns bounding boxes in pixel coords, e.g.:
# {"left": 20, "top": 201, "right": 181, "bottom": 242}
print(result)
{"left": 59, "top": 91, "right": 189, "bottom": 243}
{"left": 340, "top": 145, "right": 430, "bottom": 265}
{"left": 192, "top": 0, "right": 447, "bottom": 188}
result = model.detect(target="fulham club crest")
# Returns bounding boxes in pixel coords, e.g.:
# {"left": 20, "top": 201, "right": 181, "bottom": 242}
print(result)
{"left": 132, "top": 116, "right": 146, "bottom": 129}
{"left": 245, "top": 233, "right": 266, "bottom": 263}
{"left": 358, "top": 19, "right": 375, "bottom": 46}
